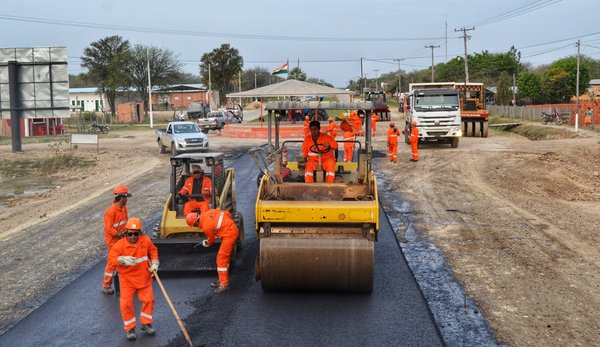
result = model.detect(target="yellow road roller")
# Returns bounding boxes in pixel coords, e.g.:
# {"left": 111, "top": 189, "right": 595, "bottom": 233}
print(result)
{"left": 253, "top": 101, "right": 378, "bottom": 292}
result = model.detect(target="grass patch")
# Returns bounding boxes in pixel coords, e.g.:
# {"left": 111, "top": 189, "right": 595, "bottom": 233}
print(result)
{"left": 489, "top": 115, "right": 579, "bottom": 140}
{"left": 0, "top": 142, "right": 95, "bottom": 177}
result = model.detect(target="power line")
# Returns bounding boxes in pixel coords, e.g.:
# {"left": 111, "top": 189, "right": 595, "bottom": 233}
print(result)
{"left": 468, "top": 0, "right": 562, "bottom": 28}
{"left": 0, "top": 13, "right": 445, "bottom": 42}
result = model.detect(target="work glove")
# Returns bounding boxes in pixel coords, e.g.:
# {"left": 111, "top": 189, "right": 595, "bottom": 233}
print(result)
{"left": 148, "top": 259, "right": 159, "bottom": 273}
{"left": 201, "top": 240, "right": 211, "bottom": 248}
{"left": 117, "top": 256, "right": 137, "bottom": 266}
{"left": 115, "top": 232, "right": 125, "bottom": 238}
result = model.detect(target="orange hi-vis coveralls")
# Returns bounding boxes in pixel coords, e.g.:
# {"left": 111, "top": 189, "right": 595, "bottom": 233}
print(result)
{"left": 342, "top": 130, "right": 356, "bottom": 162}
{"left": 370, "top": 113, "right": 380, "bottom": 135}
{"left": 180, "top": 175, "right": 212, "bottom": 216}
{"left": 303, "top": 119, "right": 310, "bottom": 137}
{"left": 410, "top": 125, "right": 419, "bottom": 161}
{"left": 103, "top": 202, "right": 128, "bottom": 288}
{"left": 199, "top": 209, "right": 239, "bottom": 287}
{"left": 325, "top": 121, "right": 338, "bottom": 138}
{"left": 302, "top": 133, "right": 338, "bottom": 183}
{"left": 387, "top": 127, "right": 400, "bottom": 163}
{"left": 349, "top": 112, "right": 363, "bottom": 136}
{"left": 107, "top": 235, "right": 158, "bottom": 332}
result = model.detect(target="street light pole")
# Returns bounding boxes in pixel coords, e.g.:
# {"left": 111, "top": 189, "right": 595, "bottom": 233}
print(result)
{"left": 455, "top": 27, "right": 475, "bottom": 83}
{"left": 575, "top": 39, "right": 580, "bottom": 132}
{"left": 393, "top": 58, "right": 404, "bottom": 93}
{"left": 425, "top": 45, "right": 440, "bottom": 82}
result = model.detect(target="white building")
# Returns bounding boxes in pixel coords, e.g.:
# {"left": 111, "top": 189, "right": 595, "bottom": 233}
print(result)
{"left": 69, "top": 87, "right": 107, "bottom": 112}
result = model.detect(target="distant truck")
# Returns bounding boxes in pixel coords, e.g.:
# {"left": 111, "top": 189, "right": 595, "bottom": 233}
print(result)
{"left": 196, "top": 110, "right": 241, "bottom": 133}
{"left": 406, "top": 83, "right": 462, "bottom": 148}
{"left": 156, "top": 121, "right": 209, "bottom": 156}
{"left": 364, "top": 91, "right": 390, "bottom": 121}
{"left": 186, "top": 102, "right": 211, "bottom": 120}
{"left": 407, "top": 82, "right": 489, "bottom": 137}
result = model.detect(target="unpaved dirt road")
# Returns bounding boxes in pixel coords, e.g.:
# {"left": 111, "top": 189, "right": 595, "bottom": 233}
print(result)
{"left": 1, "top": 117, "right": 599, "bottom": 346}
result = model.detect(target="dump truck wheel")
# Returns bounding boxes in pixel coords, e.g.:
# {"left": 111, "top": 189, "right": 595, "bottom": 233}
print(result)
{"left": 451, "top": 137, "right": 459, "bottom": 148}
{"left": 404, "top": 125, "right": 410, "bottom": 144}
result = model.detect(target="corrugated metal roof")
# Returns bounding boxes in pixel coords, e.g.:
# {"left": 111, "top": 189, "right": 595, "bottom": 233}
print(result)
{"left": 265, "top": 100, "right": 373, "bottom": 110}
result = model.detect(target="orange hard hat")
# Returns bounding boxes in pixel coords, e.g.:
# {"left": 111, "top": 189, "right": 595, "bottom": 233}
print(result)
{"left": 125, "top": 217, "right": 142, "bottom": 230}
{"left": 186, "top": 212, "right": 200, "bottom": 229}
{"left": 411, "top": 119, "right": 417, "bottom": 126}
{"left": 328, "top": 117, "right": 333, "bottom": 122}
{"left": 390, "top": 121, "right": 395, "bottom": 127}
{"left": 113, "top": 183, "right": 131, "bottom": 196}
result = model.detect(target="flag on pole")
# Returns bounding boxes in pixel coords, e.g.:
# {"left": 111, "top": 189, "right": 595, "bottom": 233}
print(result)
{"left": 272, "top": 62, "right": 289, "bottom": 75}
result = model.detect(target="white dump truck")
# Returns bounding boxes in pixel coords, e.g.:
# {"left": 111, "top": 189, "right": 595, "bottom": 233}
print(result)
{"left": 405, "top": 83, "right": 462, "bottom": 148}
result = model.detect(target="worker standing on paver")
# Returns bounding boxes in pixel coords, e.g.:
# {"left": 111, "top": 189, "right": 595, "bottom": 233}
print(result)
{"left": 179, "top": 165, "right": 212, "bottom": 216}
{"left": 325, "top": 117, "right": 339, "bottom": 160}
{"left": 409, "top": 119, "right": 419, "bottom": 162}
{"left": 302, "top": 120, "right": 338, "bottom": 183}
{"left": 303, "top": 115, "right": 310, "bottom": 137}
{"left": 370, "top": 112, "right": 380, "bottom": 136}
{"left": 107, "top": 217, "right": 159, "bottom": 341}
{"left": 387, "top": 122, "right": 400, "bottom": 163}
{"left": 186, "top": 209, "right": 239, "bottom": 294}
{"left": 102, "top": 184, "right": 131, "bottom": 295}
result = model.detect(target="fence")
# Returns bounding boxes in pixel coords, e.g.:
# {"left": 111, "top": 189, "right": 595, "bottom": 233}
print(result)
{"left": 488, "top": 103, "right": 600, "bottom": 126}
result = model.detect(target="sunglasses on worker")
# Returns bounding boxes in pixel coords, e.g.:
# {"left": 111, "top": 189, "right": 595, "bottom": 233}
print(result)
{"left": 126, "top": 231, "right": 140, "bottom": 236}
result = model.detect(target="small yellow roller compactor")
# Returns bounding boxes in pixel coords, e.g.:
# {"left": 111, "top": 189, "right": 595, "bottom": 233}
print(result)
{"left": 252, "top": 101, "right": 379, "bottom": 292}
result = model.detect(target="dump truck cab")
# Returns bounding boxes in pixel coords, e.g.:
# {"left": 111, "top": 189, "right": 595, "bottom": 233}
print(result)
{"left": 152, "top": 152, "right": 243, "bottom": 271}
{"left": 252, "top": 101, "right": 379, "bottom": 292}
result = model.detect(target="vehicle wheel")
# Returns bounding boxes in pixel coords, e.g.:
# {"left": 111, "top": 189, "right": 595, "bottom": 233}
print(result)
{"left": 451, "top": 137, "right": 459, "bottom": 148}
{"left": 541, "top": 118, "right": 548, "bottom": 125}
{"left": 158, "top": 140, "right": 166, "bottom": 154}
{"left": 466, "top": 121, "right": 474, "bottom": 137}
{"left": 555, "top": 117, "right": 562, "bottom": 125}
{"left": 171, "top": 143, "right": 179, "bottom": 156}
{"left": 482, "top": 122, "right": 489, "bottom": 138}
{"left": 230, "top": 212, "right": 244, "bottom": 269}
{"left": 87, "top": 128, "right": 93, "bottom": 134}
{"left": 102, "top": 127, "right": 109, "bottom": 134}
{"left": 385, "top": 111, "right": 390, "bottom": 121}
{"left": 474, "top": 122, "right": 482, "bottom": 137}
{"left": 404, "top": 125, "right": 410, "bottom": 144}
{"left": 202, "top": 129, "right": 208, "bottom": 134}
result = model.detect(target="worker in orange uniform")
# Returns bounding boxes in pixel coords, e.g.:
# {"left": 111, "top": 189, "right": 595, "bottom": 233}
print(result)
{"left": 303, "top": 115, "right": 310, "bottom": 137}
{"left": 370, "top": 112, "right": 380, "bottom": 136}
{"left": 409, "top": 119, "right": 419, "bottom": 162}
{"left": 349, "top": 111, "right": 363, "bottom": 136}
{"left": 387, "top": 122, "right": 400, "bottom": 163}
{"left": 107, "top": 217, "right": 159, "bottom": 341}
{"left": 324, "top": 117, "right": 339, "bottom": 160}
{"left": 302, "top": 120, "right": 338, "bottom": 183}
{"left": 102, "top": 183, "right": 131, "bottom": 295}
{"left": 186, "top": 209, "right": 239, "bottom": 294}
{"left": 179, "top": 165, "right": 212, "bottom": 216}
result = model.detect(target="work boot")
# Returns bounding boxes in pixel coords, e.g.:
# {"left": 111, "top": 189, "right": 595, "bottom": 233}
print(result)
{"left": 101, "top": 286, "right": 114, "bottom": 295}
{"left": 410, "top": 159, "right": 418, "bottom": 162}
{"left": 126, "top": 328, "right": 136, "bottom": 341}
{"left": 214, "top": 285, "right": 230, "bottom": 294}
{"left": 210, "top": 281, "right": 220, "bottom": 288}
{"left": 141, "top": 324, "right": 156, "bottom": 336}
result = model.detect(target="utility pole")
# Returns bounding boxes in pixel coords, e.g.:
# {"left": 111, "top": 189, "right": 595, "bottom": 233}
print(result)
{"left": 208, "top": 63, "right": 212, "bottom": 91}
{"left": 512, "top": 73, "right": 516, "bottom": 105}
{"left": 360, "top": 57, "right": 364, "bottom": 94}
{"left": 455, "top": 27, "right": 475, "bottom": 83}
{"left": 575, "top": 39, "right": 580, "bottom": 132}
{"left": 393, "top": 58, "right": 404, "bottom": 93}
{"left": 147, "top": 56, "right": 153, "bottom": 128}
{"left": 373, "top": 69, "right": 380, "bottom": 90}
{"left": 425, "top": 45, "right": 440, "bottom": 82}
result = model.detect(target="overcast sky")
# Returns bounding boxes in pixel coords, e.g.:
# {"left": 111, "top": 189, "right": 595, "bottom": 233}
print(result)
{"left": 0, "top": 0, "right": 596, "bottom": 87}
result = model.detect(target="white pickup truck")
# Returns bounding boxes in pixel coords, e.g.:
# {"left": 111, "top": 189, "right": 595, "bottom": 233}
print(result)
{"left": 196, "top": 110, "right": 241, "bottom": 133}
{"left": 156, "top": 121, "right": 209, "bottom": 155}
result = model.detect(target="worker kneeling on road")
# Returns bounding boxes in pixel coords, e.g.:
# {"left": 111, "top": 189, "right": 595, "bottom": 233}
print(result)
{"left": 179, "top": 165, "right": 212, "bottom": 216}
{"left": 107, "top": 217, "right": 159, "bottom": 341}
{"left": 186, "top": 209, "right": 239, "bottom": 294}
{"left": 302, "top": 120, "right": 339, "bottom": 183}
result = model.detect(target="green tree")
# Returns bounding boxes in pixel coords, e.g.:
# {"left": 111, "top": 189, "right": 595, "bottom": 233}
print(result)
{"left": 128, "top": 45, "right": 182, "bottom": 116}
{"left": 542, "top": 66, "right": 572, "bottom": 103}
{"left": 496, "top": 73, "right": 512, "bottom": 105}
{"left": 81, "top": 35, "right": 132, "bottom": 118}
{"left": 199, "top": 44, "right": 243, "bottom": 103}
{"left": 516, "top": 72, "right": 542, "bottom": 104}
{"left": 306, "top": 77, "right": 333, "bottom": 87}
{"left": 241, "top": 67, "right": 272, "bottom": 91}
{"left": 288, "top": 67, "right": 307, "bottom": 81}
{"left": 69, "top": 73, "right": 92, "bottom": 88}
